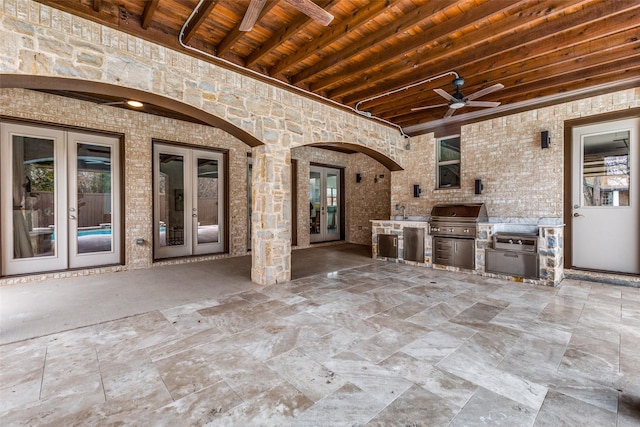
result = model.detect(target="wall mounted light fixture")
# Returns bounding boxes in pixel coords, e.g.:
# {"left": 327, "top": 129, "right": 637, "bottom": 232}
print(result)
{"left": 356, "top": 173, "right": 362, "bottom": 183}
{"left": 474, "top": 179, "right": 483, "bottom": 195}
{"left": 541, "top": 130, "right": 550, "bottom": 149}
{"left": 413, "top": 184, "right": 421, "bottom": 197}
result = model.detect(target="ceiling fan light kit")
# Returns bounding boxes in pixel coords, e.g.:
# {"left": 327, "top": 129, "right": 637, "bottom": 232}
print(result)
{"left": 412, "top": 76, "right": 504, "bottom": 118}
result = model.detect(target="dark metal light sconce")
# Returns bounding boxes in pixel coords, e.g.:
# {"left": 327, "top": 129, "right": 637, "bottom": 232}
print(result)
{"left": 541, "top": 130, "right": 550, "bottom": 149}
{"left": 413, "top": 184, "right": 421, "bottom": 197}
{"left": 356, "top": 173, "right": 362, "bottom": 183}
{"left": 474, "top": 179, "right": 483, "bottom": 195}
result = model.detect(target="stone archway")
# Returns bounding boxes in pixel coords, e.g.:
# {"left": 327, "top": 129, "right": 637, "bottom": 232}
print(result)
{"left": 0, "top": 75, "right": 264, "bottom": 148}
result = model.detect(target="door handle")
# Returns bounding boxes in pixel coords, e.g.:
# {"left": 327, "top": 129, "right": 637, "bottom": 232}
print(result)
{"left": 69, "top": 215, "right": 76, "bottom": 220}
{"left": 573, "top": 212, "right": 583, "bottom": 217}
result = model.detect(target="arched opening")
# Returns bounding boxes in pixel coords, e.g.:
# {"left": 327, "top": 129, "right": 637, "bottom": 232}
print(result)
{"left": 0, "top": 75, "right": 264, "bottom": 148}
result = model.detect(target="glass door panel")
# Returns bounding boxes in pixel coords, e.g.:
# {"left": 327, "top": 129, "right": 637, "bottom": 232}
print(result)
{"left": 76, "top": 143, "right": 112, "bottom": 253}
{"left": 68, "top": 133, "right": 120, "bottom": 268}
{"left": 309, "top": 169, "right": 321, "bottom": 241}
{"left": 193, "top": 150, "right": 223, "bottom": 255}
{"left": 154, "top": 145, "right": 190, "bottom": 258}
{"left": 325, "top": 171, "right": 339, "bottom": 240}
{"left": 310, "top": 166, "right": 340, "bottom": 243}
{"left": 16, "top": 137, "right": 56, "bottom": 258}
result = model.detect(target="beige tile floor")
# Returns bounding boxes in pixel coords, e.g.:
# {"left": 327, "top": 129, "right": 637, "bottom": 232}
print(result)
{"left": 1, "top": 245, "right": 639, "bottom": 426}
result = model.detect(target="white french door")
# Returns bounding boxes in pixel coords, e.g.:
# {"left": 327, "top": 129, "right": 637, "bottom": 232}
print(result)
{"left": 153, "top": 143, "right": 224, "bottom": 259}
{"left": 571, "top": 118, "right": 639, "bottom": 274}
{"left": 1, "top": 123, "right": 121, "bottom": 275}
{"left": 309, "top": 165, "right": 340, "bottom": 243}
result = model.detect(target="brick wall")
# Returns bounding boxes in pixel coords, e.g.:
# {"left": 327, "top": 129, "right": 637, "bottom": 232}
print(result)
{"left": 292, "top": 147, "right": 391, "bottom": 247}
{"left": 392, "top": 88, "right": 640, "bottom": 219}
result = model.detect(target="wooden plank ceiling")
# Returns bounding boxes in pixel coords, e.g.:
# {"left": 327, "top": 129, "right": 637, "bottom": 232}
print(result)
{"left": 34, "top": 0, "right": 640, "bottom": 136}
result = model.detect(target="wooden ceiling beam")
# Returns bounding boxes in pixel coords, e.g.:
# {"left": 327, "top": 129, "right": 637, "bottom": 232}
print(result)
{"left": 311, "top": 0, "right": 537, "bottom": 93}
{"left": 329, "top": 0, "right": 589, "bottom": 101}
{"left": 286, "top": 0, "right": 462, "bottom": 85}
{"left": 368, "top": 28, "right": 639, "bottom": 117}
{"left": 246, "top": 0, "right": 334, "bottom": 67}
{"left": 268, "top": 0, "right": 400, "bottom": 77}
{"left": 340, "top": 0, "right": 639, "bottom": 107}
{"left": 182, "top": 0, "right": 219, "bottom": 44}
{"left": 217, "top": 1, "right": 278, "bottom": 56}
{"left": 141, "top": 0, "right": 159, "bottom": 29}
{"left": 92, "top": 0, "right": 101, "bottom": 12}
{"left": 491, "top": 59, "right": 640, "bottom": 106}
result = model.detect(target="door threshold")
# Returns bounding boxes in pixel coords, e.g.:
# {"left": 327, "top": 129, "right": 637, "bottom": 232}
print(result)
{"left": 565, "top": 268, "right": 640, "bottom": 288}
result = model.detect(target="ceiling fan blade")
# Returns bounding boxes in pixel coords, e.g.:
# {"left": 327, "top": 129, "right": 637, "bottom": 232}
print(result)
{"left": 240, "top": 0, "right": 267, "bottom": 31}
{"left": 465, "top": 83, "right": 504, "bottom": 101}
{"left": 411, "top": 103, "right": 449, "bottom": 112}
{"left": 466, "top": 101, "right": 501, "bottom": 108}
{"left": 284, "top": 0, "right": 334, "bottom": 25}
{"left": 444, "top": 108, "right": 457, "bottom": 118}
{"left": 434, "top": 88, "right": 458, "bottom": 103}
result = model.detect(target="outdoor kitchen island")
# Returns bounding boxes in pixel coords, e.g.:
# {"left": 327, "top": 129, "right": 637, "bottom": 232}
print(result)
{"left": 371, "top": 215, "right": 564, "bottom": 286}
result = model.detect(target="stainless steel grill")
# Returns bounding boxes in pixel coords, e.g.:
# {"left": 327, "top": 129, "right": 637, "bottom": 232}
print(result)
{"left": 429, "top": 203, "right": 487, "bottom": 269}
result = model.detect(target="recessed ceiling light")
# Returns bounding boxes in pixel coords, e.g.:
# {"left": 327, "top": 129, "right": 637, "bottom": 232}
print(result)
{"left": 126, "top": 100, "right": 144, "bottom": 108}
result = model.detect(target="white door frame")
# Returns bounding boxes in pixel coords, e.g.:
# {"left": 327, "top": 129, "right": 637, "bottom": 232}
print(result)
{"left": 1, "top": 123, "right": 121, "bottom": 276}
{"left": 310, "top": 165, "right": 341, "bottom": 243}
{"left": 68, "top": 132, "right": 121, "bottom": 268}
{"left": 571, "top": 117, "right": 639, "bottom": 274}
{"left": 153, "top": 143, "right": 224, "bottom": 259}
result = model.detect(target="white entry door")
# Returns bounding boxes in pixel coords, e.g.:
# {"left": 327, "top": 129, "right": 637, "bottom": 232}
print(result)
{"left": 153, "top": 143, "right": 224, "bottom": 259}
{"left": 571, "top": 118, "right": 639, "bottom": 274}
{"left": 309, "top": 165, "right": 340, "bottom": 243}
{"left": 1, "top": 123, "right": 121, "bottom": 275}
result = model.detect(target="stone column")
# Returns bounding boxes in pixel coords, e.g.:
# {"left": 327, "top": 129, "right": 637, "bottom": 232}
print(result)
{"left": 251, "top": 144, "right": 292, "bottom": 285}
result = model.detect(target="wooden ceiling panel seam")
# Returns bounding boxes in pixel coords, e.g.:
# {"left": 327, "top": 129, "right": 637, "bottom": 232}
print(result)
{"left": 337, "top": 0, "right": 636, "bottom": 109}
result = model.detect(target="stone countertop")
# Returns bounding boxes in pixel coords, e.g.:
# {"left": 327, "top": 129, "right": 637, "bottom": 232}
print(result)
{"left": 370, "top": 218, "right": 429, "bottom": 224}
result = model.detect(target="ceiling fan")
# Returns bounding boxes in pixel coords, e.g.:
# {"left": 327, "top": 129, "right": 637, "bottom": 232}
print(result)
{"left": 411, "top": 77, "right": 504, "bottom": 118}
{"left": 240, "top": 0, "right": 334, "bottom": 31}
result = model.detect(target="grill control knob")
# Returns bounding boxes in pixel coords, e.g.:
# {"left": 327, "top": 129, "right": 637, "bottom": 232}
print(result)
{"left": 449, "top": 228, "right": 454, "bottom": 233}
{"left": 463, "top": 228, "right": 469, "bottom": 233}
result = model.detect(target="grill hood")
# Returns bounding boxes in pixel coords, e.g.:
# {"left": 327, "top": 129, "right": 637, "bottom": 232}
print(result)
{"left": 430, "top": 203, "right": 488, "bottom": 222}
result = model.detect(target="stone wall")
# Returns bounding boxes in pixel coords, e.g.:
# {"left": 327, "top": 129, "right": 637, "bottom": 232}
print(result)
{"left": 0, "top": 88, "right": 391, "bottom": 285}
{"left": 0, "top": 0, "right": 403, "bottom": 157}
{"left": 0, "top": 88, "right": 251, "bottom": 284}
{"left": 391, "top": 88, "right": 640, "bottom": 219}
{"left": 0, "top": 0, "right": 405, "bottom": 284}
